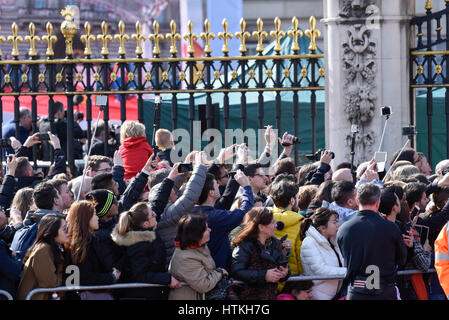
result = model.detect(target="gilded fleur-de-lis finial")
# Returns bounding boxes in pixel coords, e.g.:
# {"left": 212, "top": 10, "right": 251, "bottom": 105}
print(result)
{"left": 270, "top": 17, "right": 285, "bottom": 54}
{"left": 184, "top": 20, "right": 199, "bottom": 56}
{"left": 200, "top": 19, "right": 215, "bottom": 55}
{"left": 0, "top": 26, "right": 7, "bottom": 58}
{"left": 149, "top": 20, "right": 164, "bottom": 56}
{"left": 166, "top": 20, "right": 181, "bottom": 56}
{"left": 80, "top": 22, "right": 95, "bottom": 57}
{"left": 25, "top": 22, "right": 40, "bottom": 57}
{"left": 60, "top": 5, "right": 77, "bottom": 56}
{"left": 252, "top": 18, "right": 268, "bottom": 53}
{"left": 235, "top": 18, "right": 250, "bottom": 54}
{"left": 305, "top": 16, "right": 321, "bottom": 52}
{"left": 42, "top": 22, "right": 58, "bottom": 57}
{"left": 218, "top": 19, "right": 233, "bottom": 55}
{"left": 97, "top": 21, "right": 113, "bottom": 56}
{"left": 132, "top": 21, "right": 147, "bottom": 56}
{"left": 287, "top": 17, "right": 303, "bottom": 53}
{"left": 8, "top": 22, "right": 23, "bottom": 57}
{"left": 425, "top": 0, "right": 432, "bottom": 11}
{"left": 114, "top": 21, "right": 130, "bottom": 56}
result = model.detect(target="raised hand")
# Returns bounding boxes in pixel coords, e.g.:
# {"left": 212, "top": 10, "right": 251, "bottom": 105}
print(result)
{"left": 23, "top": 132, "right": 41, "bottom": 149}
{"left": 236, "top": 143, "right": 248, "bottom": 165}
{"left": 168, "top": 163, "right": 183, "bottom": 180}
{"left": 234, "top": 169, "right": 250, "bottom": 187}
{"left": 143, "top": 153, "right": 157, "bottom": 172}
{"left": 9, "top": 136, "right": 22, "bottom": 150}
{"left": 113, "top": 149, "right": 124, "bottom": 167}
{"left": 48, "top": 131, "right": 61, "bottom": 150}
{"left": 6, "top": 154, "right": 17, "bottom": 176}
{"left": 320, "top": 149, "right": 333, "bottom": 165}
{"left": 216, "top": 144, "right": 238, "bottom": 165}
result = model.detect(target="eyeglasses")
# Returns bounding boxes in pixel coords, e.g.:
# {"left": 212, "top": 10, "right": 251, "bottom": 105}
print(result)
{"left": 253, "top": 174, "right": 266, "bottom": 178}
{"left": 94, "top": 167, "right": 112, "bottom": 173}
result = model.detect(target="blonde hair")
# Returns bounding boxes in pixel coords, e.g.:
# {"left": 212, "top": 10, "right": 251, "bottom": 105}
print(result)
{"left": 120, "top": 120, "right": 146, "bottom": 143}
{"left": 11, "top": 187, "right": 34, "bottom": 219}
{"left": 391, "top": 164, "right": 420, "bottom": 181}
{"left": 384, "top": 160, "right": 413, "bottom": 182}
{"left": 155, "top": 128, "right": 172, "bottom": 148}
{"left": 116, "top": 202, "right": 149, "bottom": 236}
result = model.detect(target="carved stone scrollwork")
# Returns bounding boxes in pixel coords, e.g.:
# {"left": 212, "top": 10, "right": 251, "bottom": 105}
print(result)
{"left": 339, "top": 0, "right": 378, "bottom": 18}
{"left": 342, "top": 23, "right": 377, "bottom": 162}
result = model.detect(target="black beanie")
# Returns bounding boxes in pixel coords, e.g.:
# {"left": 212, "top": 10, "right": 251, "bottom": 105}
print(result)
{"left": 85, "top": 189, "right": 115, "bottom": 217}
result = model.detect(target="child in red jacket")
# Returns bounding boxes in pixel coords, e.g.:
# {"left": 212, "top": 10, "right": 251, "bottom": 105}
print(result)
{"left": 119, "top": 121, "right": 153, "bottom": 180}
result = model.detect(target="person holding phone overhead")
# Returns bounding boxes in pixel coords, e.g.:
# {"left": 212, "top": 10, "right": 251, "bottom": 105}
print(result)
{"left": 231, "top": 207, "right": 290, "bottom": 300}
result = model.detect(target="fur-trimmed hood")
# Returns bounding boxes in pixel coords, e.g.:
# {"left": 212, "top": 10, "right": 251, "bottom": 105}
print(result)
{"left": 111, "top": 228, "right": 156, "bottom": 247}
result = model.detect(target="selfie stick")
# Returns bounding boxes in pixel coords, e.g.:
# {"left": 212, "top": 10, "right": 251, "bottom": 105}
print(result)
{"left": 350, "top": 126, "right": 358, "bottom": 181}
{"left": 151, "top": 94, "right": 161, "bottom": 148}
{"left": 378, "top": 108, "right": 391, "bottom": 152}
{"left": 76, "top": 96, "right": 107, "bottom": 201}
{"left": 382, "top": 138, "right": 410, "bottom": 183}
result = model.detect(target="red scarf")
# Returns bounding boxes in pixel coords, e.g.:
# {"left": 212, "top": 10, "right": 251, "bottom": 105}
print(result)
{"left": 174, "top": 240, "right": 203, "bottom": 249}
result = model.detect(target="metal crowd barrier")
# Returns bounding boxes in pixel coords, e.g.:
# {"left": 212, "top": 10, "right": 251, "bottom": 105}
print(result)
{"left": 0, "top": 289, "right": 13, "bottom": 300}
{"left": 24, "top": 268, "right": 436, "bottom": 300}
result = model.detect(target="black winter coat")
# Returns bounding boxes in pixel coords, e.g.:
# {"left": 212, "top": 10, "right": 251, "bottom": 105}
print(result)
{"left": 418, "top": 199, "right": 449, "bottom": 249}
{"left": 74, "top": 234, "right": 116, "bottom": 286}
{"left": 93, "top": 217, "right": 124, "bottom": 272}
{"left": 231, "top": 237, "right": 290, "bottom": 300}
{"left": 111, "top": 228, "right": 171, "bottom": 300}
{"left": 0, "top": 239, "right": 21, "bottom": 299}
{"left": 119, "top": 170, "right": 149, "bottom": 212}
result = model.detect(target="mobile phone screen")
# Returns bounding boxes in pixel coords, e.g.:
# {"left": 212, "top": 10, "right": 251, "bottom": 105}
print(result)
{"left": 374, "top": 151, "right": 387, "bottom": 172}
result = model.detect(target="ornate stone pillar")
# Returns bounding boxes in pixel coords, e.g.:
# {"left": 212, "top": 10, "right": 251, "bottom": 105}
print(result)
{"left": 323, "top": 0, "right": 415, "bottom": 168}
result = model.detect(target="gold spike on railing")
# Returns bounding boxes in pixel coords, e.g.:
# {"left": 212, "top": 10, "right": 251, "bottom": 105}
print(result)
{"left": 270, "top": 17, "right": 285, "bottom": 54}
{"left": 184, "top": 20, "right": 199, "bottom": 56}
{"left": 166, "top": 20, "right": 181, "bottom": 56}
{"left": 218, "top": 19, "right": 233, "bottom": 55}
{"left": 201, "top": 19, "right": 215, "bottom": 55}
{"left": 8, "top": 22, "right": 23, "bottom": 57}
{"left": 253, "top": 18, "right": 268, "bottom": 53}
{"left": 80, "top": 22, "right": 95, "bottom": 57}
{"left": 114, "top": 21, "right": 130, "bottom": 56}
{"left": 305, "top": 16, "right": 321, "bottom": 52}
{"left": 97, "top": 21, "right": 113, "bottom": 56}
{"left": 235, "top": 18, "right": 250, "bottom": 54}
{"left": 42, "top": 22, "right": 57, "bottom": 57}
{"left": 0, "top": 26, "right": 6, "bottom": 58}
{"left": 25, "top": 22, "right": 40, "bottom": 57}
{"left": 425, "top": 0, "right": 432, "bottom": 10}
{"left": 60, "top": 6, "right": 77, "bottom": 56}
{"left": 132, "top": 21, "right": 147, "bottom": 57}
{"left": 149, "top": 21, "right": 164, "bottom": 56}
{"left": 287, "top": 17, "right": 303, "bottom": 53}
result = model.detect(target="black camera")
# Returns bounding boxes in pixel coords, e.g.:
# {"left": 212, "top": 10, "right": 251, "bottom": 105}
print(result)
{"left": 402, "top": 126, "right": 417, "bottom": 136}
{"left": 281, "top": 136, "right": 301, "bottom": 147}
{"left": 306, "top": 148, "right": 335, "bottom": 161}
{"left": 0, "top": 138, "right": 11, "bottom": 148}
{"left": 109, "top": 124, "right": 121, "bottom": 139}
{"left": 75, "top": 111, "right": 84, "bottom": 121}
{"left": 381, "top": 106, "right": 392, "bottom": 116}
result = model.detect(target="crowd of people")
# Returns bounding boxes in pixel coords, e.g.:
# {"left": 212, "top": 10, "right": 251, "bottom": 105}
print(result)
{"left": 1, "top": 105, "right": 449, "bottom": 301}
